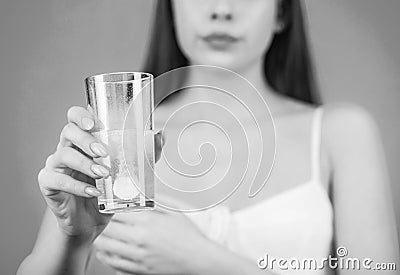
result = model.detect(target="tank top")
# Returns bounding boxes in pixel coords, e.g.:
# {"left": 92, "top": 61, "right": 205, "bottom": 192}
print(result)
{"left": 185, "top": 107, "right": 334, "bottom": 274}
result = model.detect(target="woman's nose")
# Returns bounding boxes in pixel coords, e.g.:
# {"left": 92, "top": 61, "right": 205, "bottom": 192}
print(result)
{"left": 210, "top": 0, "right": 234, "bottom": 21}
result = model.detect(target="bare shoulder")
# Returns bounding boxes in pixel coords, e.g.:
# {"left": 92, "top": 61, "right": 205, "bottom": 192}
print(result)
{"left": 321, "top": 104, "right": 399, "bottom": 264}
{"left": 322, "top": 102, "right": 378, "bottom": 131}
{"left": 321, "top": 102, "right": 380, "bottom": 155}
{"left": 319, "top": 102, "right": 388, "bottom": 193}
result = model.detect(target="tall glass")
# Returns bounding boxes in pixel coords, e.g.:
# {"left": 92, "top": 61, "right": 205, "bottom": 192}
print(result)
{"left": 85, "top": 72, "right": 155, "bottom": 213}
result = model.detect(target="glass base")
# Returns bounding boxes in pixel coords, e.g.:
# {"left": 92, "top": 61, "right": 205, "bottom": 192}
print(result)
{"left": 98, "top": 199, "right": 154, "bottom": 213}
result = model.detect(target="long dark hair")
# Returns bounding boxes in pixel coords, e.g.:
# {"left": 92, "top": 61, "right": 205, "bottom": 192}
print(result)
{"left": 143, "top": 0, "right": 320, "bottom": 105}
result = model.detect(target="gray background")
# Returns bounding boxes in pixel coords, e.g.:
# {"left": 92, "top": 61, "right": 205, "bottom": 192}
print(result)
{"left": 0, "top": 1, "right": 399, "bottom": 274}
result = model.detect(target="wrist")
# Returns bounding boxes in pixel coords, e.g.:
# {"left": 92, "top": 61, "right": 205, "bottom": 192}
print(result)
{"left": 53, "top": 225, "right": 93, "bottom": 258}
{"left": 27, "top": 225, "right": 93, "bottom": 275}
{"left": 56, "top": 222, "right": 97, "bottom": 248}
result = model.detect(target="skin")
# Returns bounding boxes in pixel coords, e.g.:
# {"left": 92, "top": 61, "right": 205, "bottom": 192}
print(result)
{"left": 18, "top": 0, "right": 399, "bottom": 274}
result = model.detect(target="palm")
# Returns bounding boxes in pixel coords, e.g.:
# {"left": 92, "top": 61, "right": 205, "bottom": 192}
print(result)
{"left": 44, "top": 169, "right": 112, "bottom": 241}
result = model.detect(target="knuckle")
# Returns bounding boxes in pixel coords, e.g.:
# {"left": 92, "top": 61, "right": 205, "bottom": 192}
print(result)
{"left": 55, "top": 141, "right": 63, "bottom": 151}
{"left": 44, "top": 155, "right": 52, "bottom": 167}
{"left": 37, "top": 168, "right": 46, "bottom": 185}
{"left": 57, "top": 176, "right": 68, "bottom": 190}
{"left": 45, "top": 154, "right": 55, "bottom": 168}
{"left": 62, "top": 123, "right": 73, "bottom": 137}
{"left": 67, "top": 106, "right": 78, "bottom": 121}
{"left": 59, "top": 123, "right": 71, "bottom": 142}
{"left": 58, "top": 147, "right": 71, "bottom": 164}
{"left": 39, "top": 186, "right": 53, "bottom": 197}
{"left": 72, "top": 180, "right": 79, "bottom": 195}
{"left": 77, "top": 153, "right": 89, "bottom": 169}
{"left": 37, "top": 169, "right": 54, "bottom": 196}
{"left": 57, "top": 175, "right": 78, "bottom": 195}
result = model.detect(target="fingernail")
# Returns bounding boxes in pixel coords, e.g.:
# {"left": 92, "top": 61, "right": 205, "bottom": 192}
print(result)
{"left": 90, "top": 143, "right": 107, "bottom": 157}
{"left": 85, "top": 187, "right": 102, "bottom": 197}
{"left": 82, "top": 117, "right": 94, "bottom": 130}
{"left": 91, "top": 165, "right": 109, "bottom": 177}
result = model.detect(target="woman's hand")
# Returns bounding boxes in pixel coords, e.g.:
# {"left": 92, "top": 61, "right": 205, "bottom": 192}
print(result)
{"left": 37, "top": 106, "right": 113, "bottom": 244}
{"left": 94, "top": 197, "right": 216, "bottom": 275}
{"left": 37, "top": 106, "right": 164, "bottom": 245}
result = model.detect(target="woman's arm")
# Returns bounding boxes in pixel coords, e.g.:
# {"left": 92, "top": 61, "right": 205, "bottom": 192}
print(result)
{"left": 17, "top": 208, "right": 93, "bottom": 275}
{"left": 17, "top": 105, "right": 164, "bottom": 275}
{"left": 325, "top": 103, "right": 400, "bottom": 274}
{"left": 17, "top": 106, "right": 115, "bottom": 275}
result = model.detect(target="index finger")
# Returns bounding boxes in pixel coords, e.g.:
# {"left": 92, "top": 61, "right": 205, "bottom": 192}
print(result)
{"left": 67, "top": 106, "right": 95, "bottom": 131}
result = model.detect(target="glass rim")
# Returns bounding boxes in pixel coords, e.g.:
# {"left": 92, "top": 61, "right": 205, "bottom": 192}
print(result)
{"left": 85, "top": 71, "right": 153, "bottom": 83}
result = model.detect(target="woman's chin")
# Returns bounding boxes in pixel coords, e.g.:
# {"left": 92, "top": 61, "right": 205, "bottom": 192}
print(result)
{"left": 192, "top": 56, "right": 245, "bottom": 72}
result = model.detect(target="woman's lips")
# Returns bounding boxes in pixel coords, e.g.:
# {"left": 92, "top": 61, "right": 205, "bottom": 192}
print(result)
{"left": 202, "top": 33, "right": 240, "bottom": 50}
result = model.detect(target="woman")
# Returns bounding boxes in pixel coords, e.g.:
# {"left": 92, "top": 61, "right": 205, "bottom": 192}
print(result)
{"left": 18, "top": 0, "right": 399, "bottom": 274}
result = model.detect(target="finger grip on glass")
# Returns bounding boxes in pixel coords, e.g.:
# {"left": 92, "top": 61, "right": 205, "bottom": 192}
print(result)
{"left": 85, "top": 72, "right": 155, "bottom": 213}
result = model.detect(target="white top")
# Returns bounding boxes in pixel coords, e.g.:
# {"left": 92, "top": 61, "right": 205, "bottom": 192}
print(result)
{"left": 185, "top": 107, "right": 334, "bottom": 274}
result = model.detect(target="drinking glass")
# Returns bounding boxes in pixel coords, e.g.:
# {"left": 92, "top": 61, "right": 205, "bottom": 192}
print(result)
{"left": 85, "top": 72, "right": 155, "bottom": 213}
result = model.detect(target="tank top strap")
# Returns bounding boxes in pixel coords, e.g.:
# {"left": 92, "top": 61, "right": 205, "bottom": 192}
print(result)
{"left": 310, "top": 106, "right": 324, "bottom": 182}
